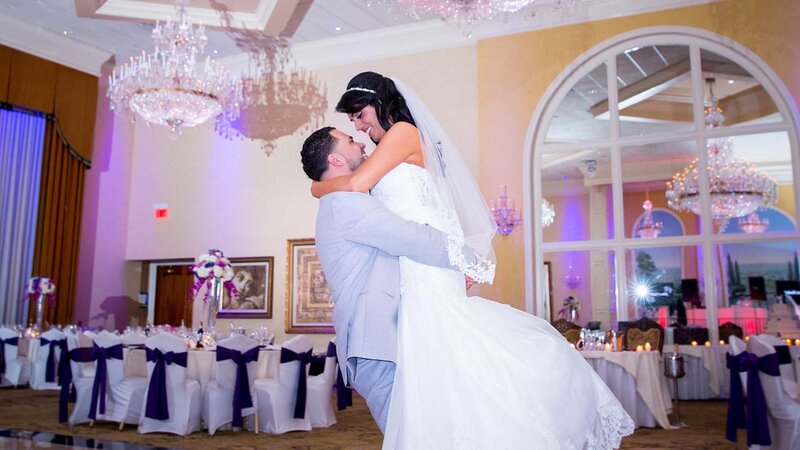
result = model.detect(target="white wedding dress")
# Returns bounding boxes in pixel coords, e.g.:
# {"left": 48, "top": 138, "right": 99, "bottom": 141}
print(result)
{"left": 373, "top": 163, "right": 634, "bottom": 450}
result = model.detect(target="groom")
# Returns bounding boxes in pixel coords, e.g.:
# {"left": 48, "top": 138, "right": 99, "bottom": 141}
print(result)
{"left": 301, "top": 126, "right": 457, "bottom": 432}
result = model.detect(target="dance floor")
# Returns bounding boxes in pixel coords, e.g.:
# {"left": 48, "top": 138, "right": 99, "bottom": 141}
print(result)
{"left": 0, "top": 388, "right": 744, "bottom": 449}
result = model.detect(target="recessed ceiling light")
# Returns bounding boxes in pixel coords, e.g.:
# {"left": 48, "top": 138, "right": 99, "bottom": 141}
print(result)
{"left": 212, "top": 49, "right": 219, "bottom": 55}
{"left": 728, "top": 79, "right": 735, "bottom": 84}
{"left": 588, "top": 88, "right": 597, "bottom": 95}
{"left": 333, "top": 25, "right": 342, "bottom": 32}
{"left": 62, "top": 29, "right": 74, "bottom": 36}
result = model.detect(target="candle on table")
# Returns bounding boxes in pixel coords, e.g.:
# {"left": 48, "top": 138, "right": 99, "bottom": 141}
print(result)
{"left": 605, "top": 343, "right": 612, "bottom": 352}
{"left": 691, "top": 341, "right": 698, "bottom": 347}
{"left": 786, "top": 339, "right": 792, "bottom": 346}
{"left": 705, "top": 341, "right": 711, "bottom": 347}
{"left": 795, "top": 339, "right": 800, "bottom": 346}
{"left": 644, "top": 342, "right": 652, "bottom": 352}
{"left": 719, "top": 340, "right": 725, "bottom": 346}
{"left": 188, "top": 339, "right": 197, "bottom": 349}
{"left": 636, "top": 344, "right": 644, "bottom": 352}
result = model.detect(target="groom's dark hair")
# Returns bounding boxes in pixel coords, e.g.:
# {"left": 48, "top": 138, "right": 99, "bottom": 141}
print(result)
{"left": 301, "top": 126, "right": 336, "bottom": 181}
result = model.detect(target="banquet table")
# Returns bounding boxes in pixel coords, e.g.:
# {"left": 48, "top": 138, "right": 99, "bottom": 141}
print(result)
{"left": 581, "top": 350, "right": 673, "bottom": 429}
{"left": 123, "top": 346, "right": 281, "bottom": 387}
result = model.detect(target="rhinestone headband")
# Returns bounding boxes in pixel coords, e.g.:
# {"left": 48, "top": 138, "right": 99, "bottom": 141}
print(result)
{"left": 346, "top": 87, "right": 376, "bottom": 94}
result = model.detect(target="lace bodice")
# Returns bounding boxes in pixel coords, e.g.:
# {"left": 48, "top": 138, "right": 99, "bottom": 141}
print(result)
{"left": 371, "top": 163, "right": 450, "bottom": 232}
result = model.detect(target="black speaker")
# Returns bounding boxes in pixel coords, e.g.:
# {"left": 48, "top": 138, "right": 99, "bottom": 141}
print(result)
{"left": 749, "top": 276, "right": 766, "bottom": 300}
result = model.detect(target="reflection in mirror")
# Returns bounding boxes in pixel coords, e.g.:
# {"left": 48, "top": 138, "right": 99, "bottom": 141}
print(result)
{"left": 713, "top": 239, "right": 800, "bottom": 336}
{"left": 544, "top": 250, "right": 616, "bottom": 330}
{"left": 622, "top": 141, "right": 699, "bottom": 238}
{"left": 545, "top": 63, "right": 609, "bottom": 143}
{"left": 614, "top": 45, "right": 694, "bottom": 137}
{"left": 700, "top": 49, "right": 781, "bottom": 128}
{"left": 625, "top": 245, "right": 702, "bottom": 328}
{"left": 541, "top": 148, "right": 613, "bottom": 242}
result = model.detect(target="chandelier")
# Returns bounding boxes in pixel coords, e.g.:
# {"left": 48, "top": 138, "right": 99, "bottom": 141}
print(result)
{"left": 214, "top": 4, "right": 327, "bottom": 154}
{"left": 738, "top": 212, "right": 769, "bottom": 234}
{"left": 665, "top": 78, "right": 777, "bottom": 226}
{"left": 635, "top": 197, "right": 662, "bottom": 239}
{"left": 491, "top": 185, "right": 521, "bottom": 235}
{"left": 369, "top": 0, "right": 536, "bottom": 35}
{"left": 107, "top": 0, "right": 243, "bottom": 138}
{"left": 542, "top": 198, "right": 555, "bottom": 228}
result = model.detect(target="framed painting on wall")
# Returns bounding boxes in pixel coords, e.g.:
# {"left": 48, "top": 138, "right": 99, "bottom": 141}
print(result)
{"left": 286, "top": 238, "right": 334, "bottom": 333}
{"left": 219, "top": 257, "right": 274, "bottom": 318}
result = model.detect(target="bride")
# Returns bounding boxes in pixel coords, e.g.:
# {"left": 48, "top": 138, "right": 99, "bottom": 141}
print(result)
{"left": 312, "top": 71, "right": 634, "bottom": 449}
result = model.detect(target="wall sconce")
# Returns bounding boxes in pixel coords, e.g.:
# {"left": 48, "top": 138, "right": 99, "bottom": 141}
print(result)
{"left": 490, "top": 185, "right": 521, "bottom": 235}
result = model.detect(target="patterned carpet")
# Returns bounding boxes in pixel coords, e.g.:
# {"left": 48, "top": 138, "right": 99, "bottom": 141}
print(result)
{"left": 0, "top": 388, "right": 744, "bottom": 449}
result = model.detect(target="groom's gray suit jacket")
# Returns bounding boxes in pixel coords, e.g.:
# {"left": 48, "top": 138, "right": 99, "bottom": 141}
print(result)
{"left": 315, "top": 191, "right": 453, "bottom": 384}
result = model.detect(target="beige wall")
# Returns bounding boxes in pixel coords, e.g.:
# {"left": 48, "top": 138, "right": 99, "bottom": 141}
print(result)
{"left": 114, "top": 45, "right": 479, "bottom": 348}
{"left": 477, "top": 0, "right": 800, "bottom": 311}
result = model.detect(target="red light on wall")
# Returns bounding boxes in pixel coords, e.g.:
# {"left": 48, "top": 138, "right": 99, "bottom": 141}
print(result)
{"left": 155, "top": 208, "right": 168, "bottom": 219}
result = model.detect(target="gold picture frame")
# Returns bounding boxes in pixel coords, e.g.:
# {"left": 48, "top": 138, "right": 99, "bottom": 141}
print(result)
{"left": 285, "top": 238, "right": 334, "bottom": 333}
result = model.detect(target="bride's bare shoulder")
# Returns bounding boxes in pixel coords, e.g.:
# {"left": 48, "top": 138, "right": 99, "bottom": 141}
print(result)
{"left": 385, "top": 122, "right": 424, "bottom": 167}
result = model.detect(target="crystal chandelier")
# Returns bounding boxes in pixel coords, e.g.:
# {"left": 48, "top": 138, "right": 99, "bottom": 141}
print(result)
{"left": 635, "top": 197, "right": 663, "bottom": 239}
{"left": 107, "top": 0, "right": 243, "bottom": 138}
{"left": 368, "top": 0, "right": 536, "bottom": 35}
{"left": 491, "top": 185, "right": 521, "bottom": 235}
{"left": 665, "top": 78, "right": 777, "bottom": 226}
{"left": 542, "top": 198, "right": 555, "bottom": 228}
{"left": 738, "top": 212, "right": 769, "bottom": 234}
{"left": 214, "top": 6, "right": 327, "bottom": 154}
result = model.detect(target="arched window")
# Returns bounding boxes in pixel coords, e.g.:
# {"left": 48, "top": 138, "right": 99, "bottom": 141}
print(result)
{"left": 526, "top": 28, "right": 800, "bottom": 341}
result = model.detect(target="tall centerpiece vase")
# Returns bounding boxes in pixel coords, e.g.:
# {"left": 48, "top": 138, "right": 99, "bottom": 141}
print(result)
{"left": 206, "top": 277, "right": 223, "bottom": 333}
{"left": 34, "top": 294, "right": 45, "bottom": 331}
{"left": 569, "top": 306, "right": 577, "bottom": 322}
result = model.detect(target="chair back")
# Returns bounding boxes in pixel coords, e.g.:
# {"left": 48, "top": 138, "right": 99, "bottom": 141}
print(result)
{"left": 728, "top": 335, "right": 749, "bottom": 395}
{"left": 719, "top": 322, "right": 744, "bottom": 343}
{"left": 0, "top": 327, "right": 19, "bottom": 363}
{"left": 278, "top": 335, "right": 313, "bottom": 387}
{"left": 749, "top": 335, "right": 796, "bottom": 403}
{"left": 121, "top": 332, "right": 146, "bottom": 347}
{"left": 94, "top": 330, "right": 125, "bottom": 385}
{"left": 37, "top": 328, "right": 67, "bottom": 378}
{"left": 754, "top": 334, "right": 796, "bottom": 385}
{"left": 145, "top": 332, "right": 188, "bottom": 387}
{"left": 215, "top": 334, "right": 259, "bottom": 390}
{"left": 65, "top": 331, "right": 95, "bottom": 379}
{"left": 319, "top": 340, "right": 338, "bottom": 387}
{"left": 622, "top": 318, "right": 664, "bottom": 352}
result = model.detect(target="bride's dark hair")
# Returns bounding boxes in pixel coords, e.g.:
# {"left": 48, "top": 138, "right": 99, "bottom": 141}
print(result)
{"left": 335, "top": 71, "right": 416, "bottom": 132}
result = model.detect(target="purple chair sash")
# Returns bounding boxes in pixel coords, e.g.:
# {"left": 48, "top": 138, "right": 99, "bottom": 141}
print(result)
{"left": 726, "top": 351, "right": 780, "bottom": 446}
{"left": 88, "top": 344, "right": 124, "bottom": 420}
{"left": 326, "top": 342, "right": 352, "bottom": 411}
{"left": 773, "top": 345, "right": 792, "bottom": 365}
{"left": 144, "top": 347, "right": 188, "bottom": 420}
{"left": 58, "top": 346, "right": 94, "bottom": 423}
{"left": 216, "top": 345, "right": 259, "bottom": 428}
{"left": 0, "top": 336, "right": 19, "bottom": 375}
{"left": 280, "top": 347, "right": 313, "bottom": 419}
{"left": 40, "top": 338, "right": 67, "bottom": 383}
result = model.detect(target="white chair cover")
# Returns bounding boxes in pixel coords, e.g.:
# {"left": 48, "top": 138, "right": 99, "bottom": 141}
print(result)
{"left": 120, "top": 332, "right": 147, "bottom": 347}
{"left": 748, "top": 336, "right": 800, "bottom": 450}
{"left": 204, "top": 334, "right": 260, "bottom": 435}
{"left": 255, "top": 335, "right": 313, "bottom": 434}
{"left": 307, "top": 339, "right": 338, "bottom": 428}
{"left": 754, "top": 334, "right": 798, "bottom": 396}
{"left": 92, "top": 330, "right": 148, "bottom": 425}
{"left": 0, "top": 326, "right": 31, "bottom": 387}
{"left": 138, "top": 332, "right": 202, "bottom": 435}
{"left": 728, "top": 335, "right": 749, "bottom": 396}
{"left": 65, "top": 331, "right": 97, "bottom": 425}
{"left": 30, "top": 328, "right": 66, "bottom": 390}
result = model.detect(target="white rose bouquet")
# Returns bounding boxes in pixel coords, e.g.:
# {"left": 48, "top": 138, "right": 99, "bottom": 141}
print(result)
{"left": 190, "top": 249, "right": 238, "bottom": 303}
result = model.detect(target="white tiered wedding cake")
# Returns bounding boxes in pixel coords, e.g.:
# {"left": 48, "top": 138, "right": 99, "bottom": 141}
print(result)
{"left": 765, "top": 302, "right": 800, "bottom": 339}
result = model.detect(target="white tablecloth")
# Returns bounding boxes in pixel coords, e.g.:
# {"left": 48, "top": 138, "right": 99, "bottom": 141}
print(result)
{"left": 582, "top": 351, "right": 673, "bottom": 429}
{"left": 665, "top": 345, "right": 729, "bottom": 400}
{"left": 123, "top": 347, "right": 280, "bottom": 387}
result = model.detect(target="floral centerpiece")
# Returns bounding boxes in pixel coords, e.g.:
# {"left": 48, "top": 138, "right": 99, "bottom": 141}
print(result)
{"left": 190, "top": 249, "right": 238, "bottom": 331}
{"left": 558, "top": 296, "right": 581, "bottom": 321}
{"left": 26, "top": 276, "right": 56, "bottom": 330}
